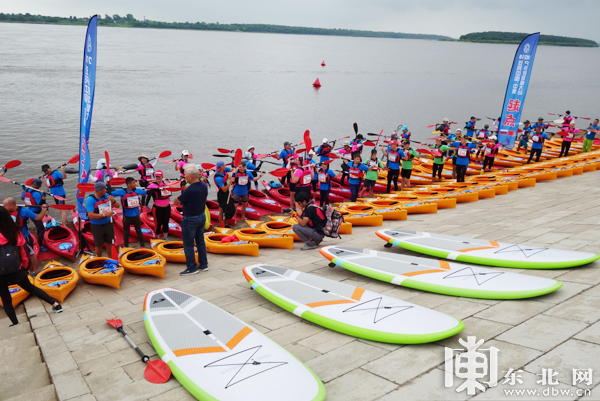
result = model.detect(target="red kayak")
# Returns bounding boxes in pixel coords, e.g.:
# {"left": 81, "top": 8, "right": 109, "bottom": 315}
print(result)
{"left": 30, "top": 233, "right": 40, "bottom": 259}
{"left": 44, "top": 225, "right": 78, "bottom": 262}
{"left": 140, "top": 208, "right": 183, "bottom": 238}
{"left": 113, "top": 208, "right": 155, "bottom": 242}
{"left": 170, "top": 203, "right": 183, "bottom": 222}
{"left": 328, "top": 182, "right": 352, "bottom": 198}
{"left": 71, "top": 211, "right": 95, "bottom": 246}
{"left": 206, "top": 200, "right": 238, "bottom": 226}
{"left": 237, "top": 203, "right": 273, "bottom": 220}
{"left": 262, "top": 181, "right": 290, "bottom": 206}
{"left": 248, "top": 189, "right": 283, "bottom": 213}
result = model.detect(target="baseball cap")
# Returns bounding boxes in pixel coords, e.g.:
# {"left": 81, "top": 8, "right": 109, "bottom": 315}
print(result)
{"left": 216, "top": 161, "right": 225, "bottom": 169}
{"left": 247, "top": 145, "right": 254, "bottom": 151}
{"left": 322, "top": 138, "right": 328, "bottom": 143}
{"left": 343, "top": 140, "right": 350, "bottom": 146}
{"left": 182, "top": 150, "right": 190, "bottom": 156}
{"left": 32, "top": 178, "right": 43, "bottom": 186}
{"left": 284, "top": 141, "right": 291, "bottom": 146}
{"left": 155, "top": 170, "right": 164, "bottom": 176}
{"left": 94, "top": 182, "right": 107, "bottom": 191}
{"left": 456, "top": 128, "right": 462, "bottom": 132}
{"left": 402, "top": 126, "right": 408, "bottom": 130}
{"left": 443, "top": 118, "right": 449, "bottom": 122}
{"left": 390, "top": 140, "right": 397, "bottom": 145}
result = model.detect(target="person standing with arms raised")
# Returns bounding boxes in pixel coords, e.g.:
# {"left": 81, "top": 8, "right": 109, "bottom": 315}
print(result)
{"left": 0, "top": 206, "right": 63, "bottom": 327}
{"left": 85, "top": 182, "right": 118, "bottom": 257}
{"left": 174, "top": 165, "right": 208, "bottom": 275}
{"left": 41, "top": 163, "right": 68, "bottom": 226}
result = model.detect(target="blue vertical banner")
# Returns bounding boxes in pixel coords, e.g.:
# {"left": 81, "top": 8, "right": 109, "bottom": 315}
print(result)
{"left": 498, "top": 32, "right": 540, "bottom": 150}
{"left": 77, "top": 15, "right": 97, "bottom": 218}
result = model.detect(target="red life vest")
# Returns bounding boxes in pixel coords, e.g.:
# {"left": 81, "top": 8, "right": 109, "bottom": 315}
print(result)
{"left": 121, "top": 190, "right": 141, "bottom": 209}
{"left": 89, "top": 195, "right": 112, "bottom": 216}
{"left": 23, "top": 190, "right": 38, "bottom": 206}
{"left": 214, "top": 172, "right": 229, "bottom": 190}
{"left": 403, "top": 148, "right": 415, "bottom": 161}
{"left": 295, "top": 167, "right": 312, "bottom": 187}
{"left": 349, "top": 163, "right": 364, "bottom": 180}
{"left": 319, "top": 144, "right": 332, "bottom": 155}
{"left": 9, "top": 208, "right": 25, "bottom": 228}
{"left": 234, "top": 172, "right": 250, "bottom": 186}
{"left": 318, "top": 169, "right": 331, "bottom": 184}
{"left": 532, "top": 133, "right": 543, "bottom": 143}
{"left": 457, "top": 145, "right": 470, "bottom": 158}
{"left": 148, "top": 182, "right": 171, "bottom": 200}
{"left": 139, "top": 163, "right": 155, "bottom": 181}
{"left": 388, "top": 150, "right": 400, "bottom": 163}
{"left": 45, "top": 171, "right": 64, "bottom": 188}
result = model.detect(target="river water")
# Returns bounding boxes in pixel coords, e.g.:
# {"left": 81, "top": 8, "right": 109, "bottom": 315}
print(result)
{"left": 1, "top": 23, "right": 599, "bottom": 202}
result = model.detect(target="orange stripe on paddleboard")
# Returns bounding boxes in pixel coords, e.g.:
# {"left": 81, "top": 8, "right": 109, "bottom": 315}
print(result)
{"left": 456, "top": 241, "right": 499, "bottom": 253}
{"left": 402, "top": 269, "right": 447, "bottom": 277}
{"left": 351, "top": 287, "right": 365, "bottom": 301}
{"left": 306, "top": 299, "right": 354, "bottom": 308}
{"left": 173, "top": 346, "right": 226, "bottom": 356}
{"left": 242, "top": 268, "right": 253, "bottom": 283}
{"left": 226, "top": 326, "right": 252, "bottom": 350}
{"left": 439, "top": 261, "right": 451, "bottom": 270}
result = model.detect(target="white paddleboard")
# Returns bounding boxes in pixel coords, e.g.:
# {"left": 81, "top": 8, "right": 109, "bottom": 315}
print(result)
{"left": 320, "top": 245, "right": 562, "bottom": 299}
{"left": 243, "top": 264, "right": 464, "bottom": 344}
{"left": 376, "top": 229, "right": 600, "bottom": 269}
{"left": 144, "top": 288, "right": 325, "bottom": 401}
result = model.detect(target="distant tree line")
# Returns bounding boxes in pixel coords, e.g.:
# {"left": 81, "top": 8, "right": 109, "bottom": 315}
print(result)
{"left": 0, "top": 13, "right": 451, "bottom": 41}
{"left": 459, "top": 31, "right": 598, "bottom": 47}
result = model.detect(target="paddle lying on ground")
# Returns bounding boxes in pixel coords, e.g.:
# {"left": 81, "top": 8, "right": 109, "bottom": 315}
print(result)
{"left": 269, "top": 168, "right": 289, "bottom": 177}
{"left": 106, "top": 319, "right": 171, "bottom": 384}
{"left": 0, "top": 176, "right": 69, "bottom": 201}
{"left": 1, "top": 160, "right": 21, "bottom": 170}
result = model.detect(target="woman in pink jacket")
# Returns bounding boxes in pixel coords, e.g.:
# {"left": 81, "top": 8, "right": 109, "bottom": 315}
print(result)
{"left": 0, "top": 207, "right": 62, "bottom": 327}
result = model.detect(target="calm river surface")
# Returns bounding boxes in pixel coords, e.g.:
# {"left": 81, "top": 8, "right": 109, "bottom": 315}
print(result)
{"left": 1, "top": 23, "right": 599, "bottom": 201}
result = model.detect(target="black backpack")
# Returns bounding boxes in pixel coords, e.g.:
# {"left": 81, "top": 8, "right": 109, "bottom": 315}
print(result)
{"left": 0, "top": 243, "right": 21, "bottom": 276}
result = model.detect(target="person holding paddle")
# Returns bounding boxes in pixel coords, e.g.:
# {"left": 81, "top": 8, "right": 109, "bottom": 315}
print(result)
{"left": 436, "top": 118, "right": 451, "bottom": 135}
{"left": 482, "top": 140, "right": 502, "bottom": 172}
{"left": 316, "top": 138, "right": 333, "bottom": 163}
{"left": 85, "top": 182, "right": 118, "bottom": 257}
{"left": 41, "top": 163, "right": 68, "bottom": 225}
{"left": 517, "top": 120, "right": 532, "bottom": 152}
{"left": 464, "top": 116, "right": 477, "bottom": 138}
{"left": 558, "top": 122, "right": 580, "bottom": 158}
{"left": 582, "top": 119, "right": 599, "bottom": 153}
{"left": 146, "top": 171, "right": 172, "bottom": 239}
{"left": 400, "top": 141, "right": 419, "bottom": 191}
{"left": 111, "top": 177, "right": 148, "bottom": 248}
{"left": 450, "top": 136, "right": 473, "bottom": 182}
{"left": 316, "top": 161, "right": 339, "bottom": 206}
{"left": 278, "top": 142, "right": 296, "bottom": 187}
{"left": 0, "top": 206, "right": 62, "bottom": 327}
{"left": 135, "top": 154, "right": 155, "bottom": 207}
{"left": 526, "top": 126, "right": 554, "bottom": 164}
{"left": 212, "top": 161, "right": 235, "bottom": 227}
{"left": 2, "top": 197, "right": 48, "bottom": 274}
{"left": 175, "top": 150, "right": 191, "bottom": 186}
{"left": 21, "top": 178, "right": 47, "bottom": 250}
{"left": 426, "top": 137, "right": 450, "bottom": 182}
{"left": 381, "top": 140, "right": 404, "bottom": 193}
{"left": 360, "top": 149, "right": 384, "bottom": 198}
{"left": 231, "top": 161, "right": 265, "bottom": 220}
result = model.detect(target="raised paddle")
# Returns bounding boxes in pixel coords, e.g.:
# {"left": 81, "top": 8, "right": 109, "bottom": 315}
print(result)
{"left": 201, "top": 163, "right": 216, "bottom": 170}
{"left": 269, "top": 168, "right": 289, "bottom": 177}
{"left": 353, "top": 122, "right": 358, "bottom": 137}
{"left": 303, "top": 130, "right": 311, "bottom": 158}
{"left": 363, "top": 140, "right": 375, "bottom": 147}
{"left": 153, "top": 150, "right": 172, "bottom": 165}
{"left": 234, "top": 148, "right": 243, "bottom": 168}
{"left": 106, "top": 319, "right": 171, "bottom": 384}
{"left": 375, "top": 129, "right": 385, "bottom": 146}
{"left": 217, "top": 148, "right": 233, "bottom": 154}
{"left": 49, "top": 204, "right": 76, "bottom": 211}
{"left": 77, "top": 183, "right": 97, "bottom": 192}
{"left": 108, "top": 177, "right": 126, "bottom": 186}
{"left": 1, "top": 160, "right": 21, "bottom": 170}
{"left": 0, "top": 176, "right": 69, "bottom": 201}
{"left": 549, "top": 113, "right": 590, "bottom": 120}
{"left": 417, "top": 148, "right": 432, "bottom": 155}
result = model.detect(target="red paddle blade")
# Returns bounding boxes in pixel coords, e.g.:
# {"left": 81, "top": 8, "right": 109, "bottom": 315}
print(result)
{"left": 303, "top": 130, "right": 311, "bottom": 153}
{"left": 218, "top": 148, "right": 232, "bottom": 154}
{"left": 201, "top": 163, "right": 216, "bottom": 170}
{"left": 417, "top": 149, "right": 431, "bottom": 155}
{"left": 363, "top": 141, "right": 375, "bottom": 146}
{"left": 158, "top": 150, "right": 172, "bottom": 158}
{"left": 270, "top": 168, "right": 289, "bottom": 177}
{"left": 255, "top": 154, "right": 268, "bottom": 160}
{"left": 3, "top": 160, "right": 21, "bottom": 169}
{"left": 25, "top": 178, "right": 35, "bottom": 186}
{"left": 295, "top": 148, "right": 305, "bottom": 154}
{"left": 68, "top": 154, "right": 80, "bottom": 164}
{"left": 556, "top": 131, "right": 568, "bottom": 136}
{"left": 49, "top": 204, "right": 76, "bottom": 211}
{"left": 77, "top": 183, "right": 96, "bottom": 192}
{"left": 53, "top": 195, "right": 70, "bottom": 201}
{"left": 188, "top": 154, "right": 194, "bottom": 160}
{"left": 163, "top": 160, "right": 175, "bottom": 164}
{"left": 109, "top": 177, "right": 126, "bottom": 186}
{"left": 327, "top": 152, "right": 339, "bottom": 159}
{"left": 0, "top": 176, "right": 12, "bottom": 183}
{"left": 426, "top": 124, "right": 435, "bottom": 128}
{"left": 234, "top": 149, "right": 243, "bottom": 167}
{"left": 104, "top": 151, "right": 110, "bottom": 170}
{"left": 324, "top": 160, "right": 334, "bottom": 164}
{"left": 145, "top": 360, "right": 171, "bottom": 384}
{"left": 106, "top": 319, "right": 123, "bottom": 328}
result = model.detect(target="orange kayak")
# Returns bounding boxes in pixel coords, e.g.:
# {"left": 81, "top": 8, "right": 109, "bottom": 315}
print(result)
{"left": 267, "top": 215, "right": 352, "bottom": 235}
{"left": 212, "top": 227, "right": 294, "bottom": 249}
{"left": 78, "top": 254, "right": 125, "bottom": 289}
{"left": 413, "top": 189, "right": 479, "bottom": 203}
{"left": 0, "top": 275, "right": 33, "bottom": 308}
{"left": 205, "top": 233, "right": 259, "bottom": 256}
{"left": 35, "top": 261, "right": 79, "bottom": 303}
{"left": 339, "top": 203, "right": 409, "bottom": 219}
{"left": 440, "top": 184, "right": 496, "bottom": 199}
{"left": 119, "top": 247, "right": 167, "bottom": 279}
{"left": 245, "top": 220, "right": 301, "bottom": 241}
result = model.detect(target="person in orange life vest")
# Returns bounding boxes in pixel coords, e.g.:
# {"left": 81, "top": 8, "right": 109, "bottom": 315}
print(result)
{"left": 482, "top": 139, "right": 503, "bottom": 172}
{"left": 347, "top": 153, "right": 369, "bottom": 202}
{"left": 85, "top": 182, "right": 118, "bottom": 257}
{"left": 231, "top": 161, "right": 265, "bottom": 220}
{"left": 292, "top": 191, "right": 325, "bottom": 251}
{"left": 278, "top": 142, "right": 296, "bottom": 187}
{"left": 2, "top": 197, "right": 47, "bottom": 274}
{"left": 20, "top": 178, "right": 47, "bottom": 251}
{"left": 558, "top": 122, "right": 581, "bottom": 158}
{"left": 380, "top": 140, "right": 405, "bottom": 193}
{"left": 291, "top": 157, "right": 315, "bottom": 201}
{"left": 41, "top": 163, "right": 68, "bottom": 225}
{"left": 175, "top": 150, "right": 191, "bottom": 186}
{"left": 316, "top": 161, "right": 340, "bottom": 207}
{"left": 212, "top": 161, "right": 235, "bottom": 227}
{"left": 527, "top": 126, "right": 554, "bottom": 164}
{"left": 146, "top": 171, "right": 172, "bottom": 239}
{"left": 360, "top": 149, "right": 385, "bottom": 198}
{"left": 134, "top": 155, "right": 155, "bottom": 207}
{"left": 338, "top": 141, "right": 353, "bottom": 186}
{"left": 0, "top": 206, "right": 62, "bottom": 327}
{"left": 399, "top": 141, "right": 419, "bottom": 191}
{"left": 112, "top": 177, "right": 148, "bottom": 248}
{"left": 561, "top": 111, "right": 574, "bottom": 132}
{"left": 475, "top": 125, "right": 490, "bottom": 162}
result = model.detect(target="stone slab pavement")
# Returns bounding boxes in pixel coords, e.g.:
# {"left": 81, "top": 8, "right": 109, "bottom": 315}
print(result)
{"left": 7, "top": 169, "right": 600, "bottom": 400}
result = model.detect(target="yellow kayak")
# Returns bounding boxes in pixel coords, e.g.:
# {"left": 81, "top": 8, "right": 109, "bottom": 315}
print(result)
{"left": 205, "top": 233, "right": 259, "bottom": 256}
{"left": 119, "top": 247, "right": 166, "bottom": 279}
{"left": 267, "top": 215, "right": 353, "bottom": 235}
{"left": 78, "top": 254, "right": 125, "bottom": 289}
{"left": 35, "top": 261, "right": 79, "bottom": 303}
{"left": 212, "top": 227, "right": 294, "bottom": 249}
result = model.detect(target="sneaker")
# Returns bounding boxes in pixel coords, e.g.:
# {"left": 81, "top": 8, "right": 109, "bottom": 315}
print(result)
{"left": 301, "top": 244, "right": 317, "bottom": 251}
{"left": 180, "top": 268, "right": 199, "bottom": 276}
{"left": 313, "top": 239, "right": 323, "bottom": 246}
{"left": 52, "top": 303, "right": 63, "bottom": 313}
{"left": 199, "top": 265, "right": 209, "bottom": 272}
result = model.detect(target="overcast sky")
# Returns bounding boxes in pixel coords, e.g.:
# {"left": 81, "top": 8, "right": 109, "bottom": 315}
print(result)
{"left": 2, "top": 0, "right": 599, "bottom": 42}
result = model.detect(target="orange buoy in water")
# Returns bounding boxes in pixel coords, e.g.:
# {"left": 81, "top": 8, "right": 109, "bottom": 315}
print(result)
{"left": 313, "top": 78, "right": 321, "bottom": 87}
{"left": 321, "top": 61, "right": 326, "bottom": 66}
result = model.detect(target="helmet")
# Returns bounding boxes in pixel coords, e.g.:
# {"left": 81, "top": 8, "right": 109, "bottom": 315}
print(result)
{"left": 182, "top": 150, "right": 190, "bottom": 156}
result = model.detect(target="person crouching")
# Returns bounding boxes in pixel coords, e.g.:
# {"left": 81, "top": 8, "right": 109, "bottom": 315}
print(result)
{"left": 292, "top": 192, "right": 326, "bottom": 251}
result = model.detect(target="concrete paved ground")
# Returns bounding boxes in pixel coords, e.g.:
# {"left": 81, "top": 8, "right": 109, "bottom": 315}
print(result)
{"left": 4, "top": 169, "right": 600, "bottom": 401}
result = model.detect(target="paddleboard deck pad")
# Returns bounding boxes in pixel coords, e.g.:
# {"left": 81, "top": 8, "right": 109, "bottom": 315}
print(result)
{"left": 376, "top": 229, "right": 600, "bottom": 269}
{"left": 320, "top": 246, "right": 562, "bottom": 299}
{"left": 144, "top": 288, "right": 325, "bottom": 401}
{"left": 243, "top": 264, "right": 464, "bottom": 344}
